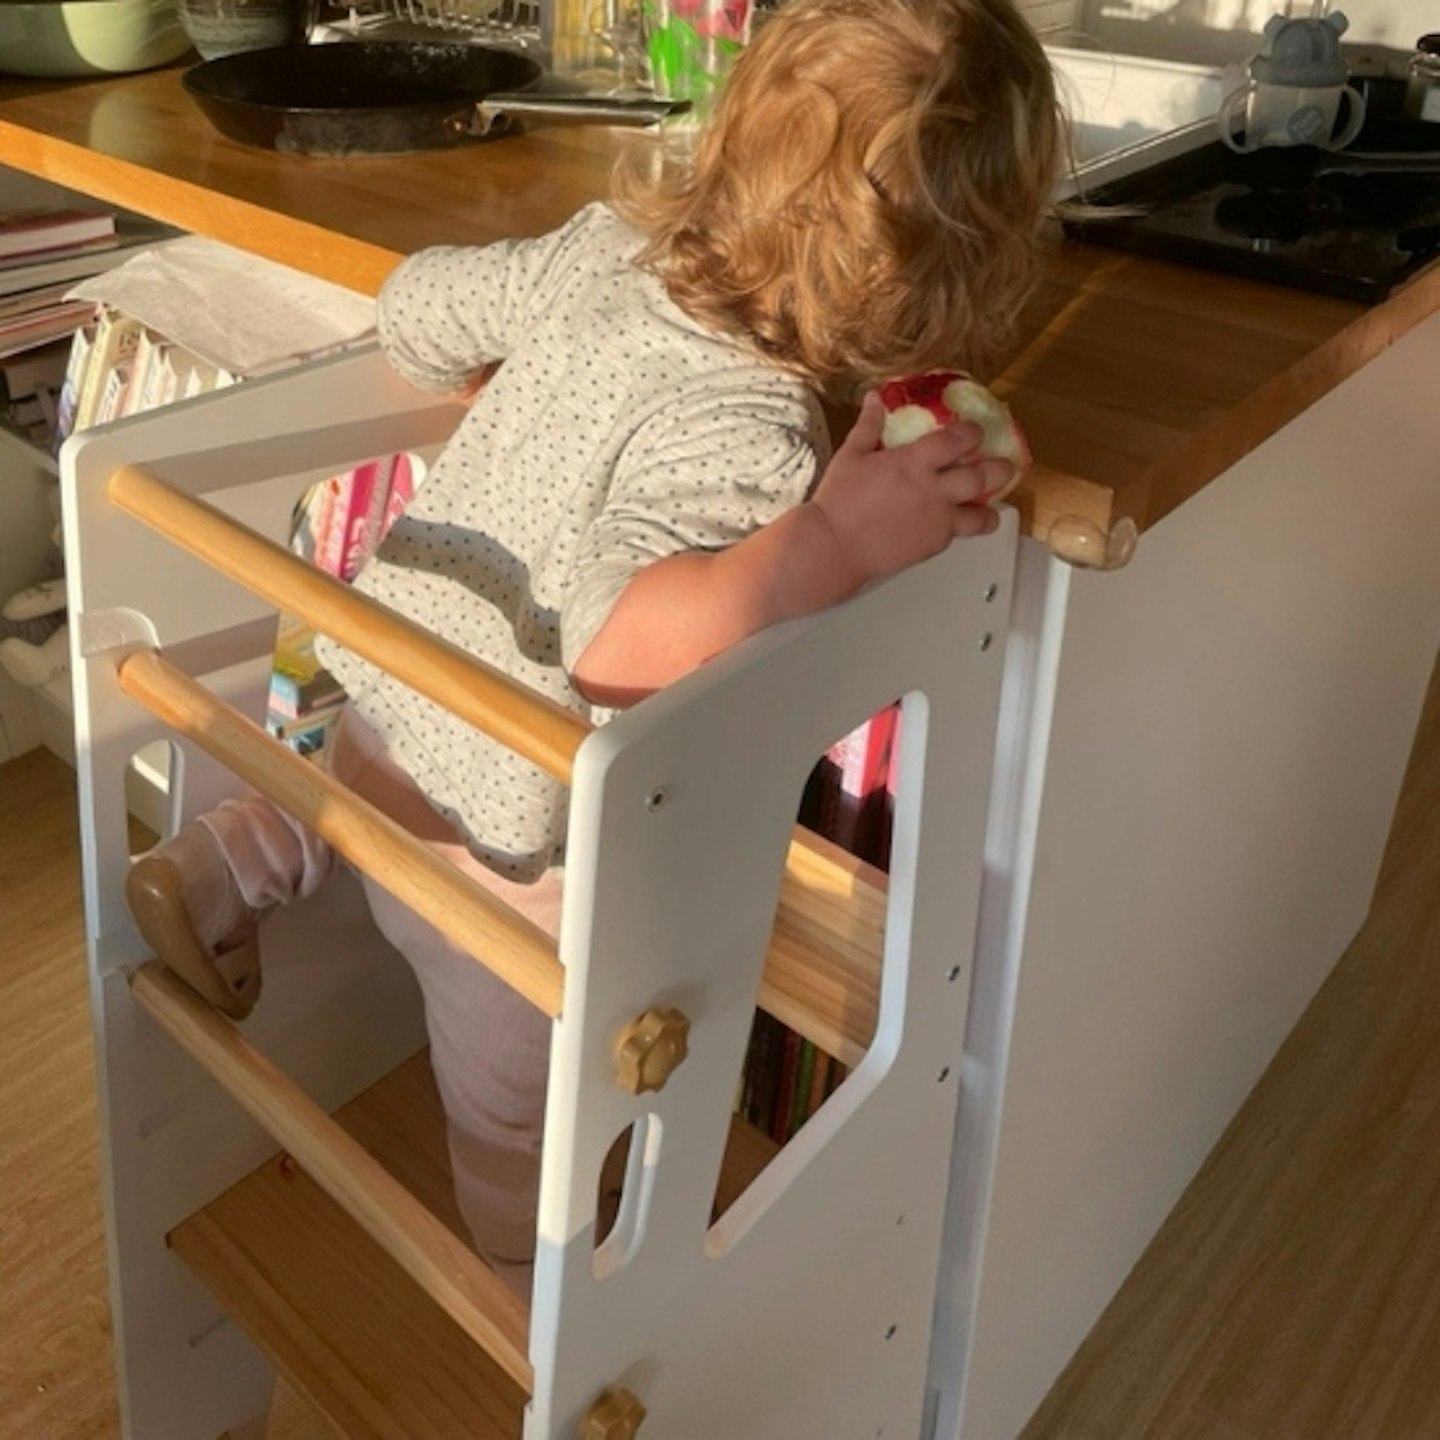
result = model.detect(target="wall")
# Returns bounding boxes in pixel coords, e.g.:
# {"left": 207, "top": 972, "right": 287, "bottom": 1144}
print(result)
{"left": 1018, "top": 0, "right": 1080, "bottom": 36}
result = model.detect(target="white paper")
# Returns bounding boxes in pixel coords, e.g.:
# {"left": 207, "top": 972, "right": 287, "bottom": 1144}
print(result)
{"left": 67, "top": 235, "right": 376, "bottom": 378}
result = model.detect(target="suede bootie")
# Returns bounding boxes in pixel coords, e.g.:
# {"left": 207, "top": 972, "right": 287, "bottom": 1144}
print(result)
{"left": 125, "top": 823, "right": 263, "bottom": 1020}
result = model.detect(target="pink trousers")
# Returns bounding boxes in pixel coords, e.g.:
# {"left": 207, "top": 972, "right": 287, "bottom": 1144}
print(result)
{"left": 200, "top": 707, "right": 561, "bottom": 1299}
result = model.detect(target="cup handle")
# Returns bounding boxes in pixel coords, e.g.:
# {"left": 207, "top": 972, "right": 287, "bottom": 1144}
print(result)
{"left": 1218, "top": 85, "right": 1254, "bottom": 153}
{"left": 1327, "top": 83, "right": 1367, "bottom": 151}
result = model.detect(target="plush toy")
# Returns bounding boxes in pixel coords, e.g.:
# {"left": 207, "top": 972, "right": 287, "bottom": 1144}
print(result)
{"left": 0, "top": 490, "right": 69, "bottom": 691}
{"left": 878, "top": 370, "right": 1031, "bottom": 503}
{"left": 0, "top": 578, "right": 68, "bottom": 689}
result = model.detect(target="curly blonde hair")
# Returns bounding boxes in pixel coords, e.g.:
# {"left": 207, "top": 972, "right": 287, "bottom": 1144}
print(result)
{"left": 612, "top": 0, "right": 1063, "bottom": 400}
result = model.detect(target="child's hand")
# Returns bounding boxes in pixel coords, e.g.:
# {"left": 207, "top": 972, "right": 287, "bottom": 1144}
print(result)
{"left": 810, "top": 391, "right": 1008, "bottom": 589}
{"left": 573, "top": 392, "right": 1010, "bottom": 705}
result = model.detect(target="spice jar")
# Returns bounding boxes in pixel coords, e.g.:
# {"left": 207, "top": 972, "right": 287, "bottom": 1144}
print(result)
{"left": 1405, "top": 34, "right": 1440, "bottom": 123}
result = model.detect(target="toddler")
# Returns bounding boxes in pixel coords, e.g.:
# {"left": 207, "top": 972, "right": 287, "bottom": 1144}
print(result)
{"left": 126, "top": 0, "right": 1062, "bottom": 1300}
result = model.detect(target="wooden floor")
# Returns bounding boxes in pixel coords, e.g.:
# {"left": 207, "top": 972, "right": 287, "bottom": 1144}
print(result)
{"left": 0, "top": 653, "right": 1436, "bottom": 1439}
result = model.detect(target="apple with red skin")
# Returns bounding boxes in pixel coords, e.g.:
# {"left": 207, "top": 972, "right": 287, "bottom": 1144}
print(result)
{"left": 877, "top": 370, "right": 1031, "bottom": 504}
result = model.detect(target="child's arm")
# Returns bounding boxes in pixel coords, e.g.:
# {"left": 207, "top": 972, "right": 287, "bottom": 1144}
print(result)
{"left": 571, "top": 392, "right": 1011, "bottom": 707}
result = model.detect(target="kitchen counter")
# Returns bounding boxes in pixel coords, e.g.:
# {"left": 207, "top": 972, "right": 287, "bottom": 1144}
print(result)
{"left": 22, "top": 50, "right": 1440, "bottom": 1440}
{"left": 4, "top": 62, "right": 1439, "bottom": 553}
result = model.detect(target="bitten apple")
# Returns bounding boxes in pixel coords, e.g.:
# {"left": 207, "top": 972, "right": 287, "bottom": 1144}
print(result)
{"left": 877, "top": 370, "right": 1031, "bottom": 503}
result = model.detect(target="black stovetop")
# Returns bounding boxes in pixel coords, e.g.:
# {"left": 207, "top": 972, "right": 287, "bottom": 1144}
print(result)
{"left": 1065, "top": 79, "right": 1440, "bottom": 304}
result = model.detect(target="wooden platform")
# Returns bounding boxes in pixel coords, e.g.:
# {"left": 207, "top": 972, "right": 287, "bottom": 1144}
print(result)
{"left": 170, "top": 1048, "right": 781, "bottom": 1440}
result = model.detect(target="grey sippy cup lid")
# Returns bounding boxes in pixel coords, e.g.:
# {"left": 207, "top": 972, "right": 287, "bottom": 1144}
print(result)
{"left": 1251, "top": 10, "right": 1351, "bottom": 87}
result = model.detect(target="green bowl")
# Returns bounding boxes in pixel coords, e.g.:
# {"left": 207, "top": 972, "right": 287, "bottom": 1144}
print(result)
{"left": 174, "top": 0, "right": 317, "bottom": 61}
{"left": 0, "top": 0, "right": 194, "bottom": 77}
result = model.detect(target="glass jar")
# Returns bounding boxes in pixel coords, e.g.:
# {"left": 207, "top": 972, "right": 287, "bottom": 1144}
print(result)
{"left": 548, "top": 0, "right": 651, "bottom": 92}
{"left": 1404, "top": 33, "right": 1440, "bottom": 123}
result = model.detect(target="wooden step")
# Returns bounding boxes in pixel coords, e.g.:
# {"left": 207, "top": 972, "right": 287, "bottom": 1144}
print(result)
{"left": 170, "top": 1050, "right": 781, "bottom": 1440}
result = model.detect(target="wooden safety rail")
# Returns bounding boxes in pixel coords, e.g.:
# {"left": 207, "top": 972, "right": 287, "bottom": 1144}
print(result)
{"left": 110, "top": 463, "right": 887, "bottom": 1063}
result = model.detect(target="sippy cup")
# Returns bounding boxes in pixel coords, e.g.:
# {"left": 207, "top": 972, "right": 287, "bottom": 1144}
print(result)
{"left": 1219, "top": 9, "right": 1367, "bottom": 153}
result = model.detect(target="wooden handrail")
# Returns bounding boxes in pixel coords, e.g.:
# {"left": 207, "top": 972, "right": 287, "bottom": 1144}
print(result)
{"left": 118, "top": 649, "right": 566, "bottom": 1020}
{"left": 129, "top": 961, "right": 534, "bottom": 1393}
{"left": 110, "top": 463, "right": 889, "bottom": 1056}
{"left": 108, "top": 463, "right": 590, "bottom": 784}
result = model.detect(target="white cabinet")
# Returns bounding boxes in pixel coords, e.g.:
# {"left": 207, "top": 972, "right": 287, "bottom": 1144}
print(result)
{"left": 0, "top": 166, "right": 114, "bottom": 764}
{"left": 932, "top": 306, "right": 1440, "bottom": 1440}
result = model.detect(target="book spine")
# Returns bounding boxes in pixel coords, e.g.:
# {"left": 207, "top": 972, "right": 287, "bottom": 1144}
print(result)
{"left": 805, "top": 1039, "right": 831, "bottom": 1120}
{"left": 739, "top": 1015, "right": 764, "bottom": 1122}
{"left": 272, "top": 612, "right": 320, "bottom": 671}
{"left": 73, "top": 309, "right": 141, "bottom": 434}
{"left": 52, "top": 322, "right": 95, "bottom": 448}
{"left": 337, "top": 461, "right": 385, "bottom": 583}
{"left": 313, "top": 473, "right": 356, "bottom": 580}
{"left": 771, "top": 1028, "right": 802, "bottom": 1144}
{"left": 747, "top": 1014, "right": 782, "bottom": 1133}
{"left": 0, "top": 207, "right": 115, "bottom": 259}
{"left": 788, "top": 1039, "right": 817, "bottom": 1140}
{"left": 378, "top": 452, "right": 415, "bottom": 542}
{"left": 852, "top": 703, "right": 900, "bottom": 871}
{"left": 118, "top": 329, "right": 157, "bottom": 417}
{"left": 268, "top": 668, "right": 344, "bottom": 718}
{"left": 93, "top": 361, "right": 130, "bottom": 426}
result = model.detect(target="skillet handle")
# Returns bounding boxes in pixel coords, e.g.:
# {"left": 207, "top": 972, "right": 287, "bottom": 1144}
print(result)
{"left": 473, "top": 93, "right": 691, "bottom": 136}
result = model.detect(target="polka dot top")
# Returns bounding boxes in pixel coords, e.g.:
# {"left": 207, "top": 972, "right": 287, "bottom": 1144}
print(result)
{"left": 318, "top": 203, "right": 830, "bottom": 884}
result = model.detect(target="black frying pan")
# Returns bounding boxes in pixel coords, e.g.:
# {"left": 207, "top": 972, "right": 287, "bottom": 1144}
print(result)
{"left": 182, "top": 41, "right": 687, "bottom": 156}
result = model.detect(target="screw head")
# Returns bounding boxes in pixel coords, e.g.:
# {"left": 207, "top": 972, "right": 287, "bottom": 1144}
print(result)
{"left": 615, "top": 1007, "right": 691, "bottom": 1093}
{"left": 582, "top": 1386, "right": 647, "bottom": 1439}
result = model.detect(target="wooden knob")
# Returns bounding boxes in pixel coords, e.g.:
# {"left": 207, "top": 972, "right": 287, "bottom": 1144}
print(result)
{"left": 581, "top": 1386, "right": 647, "bottom": 1438}
{"left": 615, "top": 1006, "right": 690, "bottom": 1093}
{"left": 1046, "top": 513, "right": 1138, "bottom": 571}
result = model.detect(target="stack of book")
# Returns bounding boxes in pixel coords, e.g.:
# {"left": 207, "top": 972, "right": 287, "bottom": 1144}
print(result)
{"left": 290, "top": 453, "right": 417, "bottom": 584}
{"left": 53, "top": 304, "right": 239, "bottom": 450}
{"left": 729, "top": 707, "right": 901, "bottom": 1149}
{"left": 0, "top": 280, "right": 96, "bottom": 360}
{"left": 0, "top": 205, "right": 116, "bottom": 271}
{"left": 266, "top": 454, "right": 418, "bottom": 754}
{"left": 0, "top": 206, "right": 175, "bottom": 299}
{"left": 738, "top": 1013, "right": 849, "bottom": 1146}
{"left": 267, "top": 616, "right": 349, "bottom": 757}
{"left": 0, "top": 203, "right": 176, "bottom": 448}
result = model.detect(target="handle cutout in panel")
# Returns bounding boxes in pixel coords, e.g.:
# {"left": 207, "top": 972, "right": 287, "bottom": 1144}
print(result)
{"left": 593, "top": 1114, "right": 663, "bottom": 1280}
{"left": 126, "top": 739, "right": 177, "bottom": 856}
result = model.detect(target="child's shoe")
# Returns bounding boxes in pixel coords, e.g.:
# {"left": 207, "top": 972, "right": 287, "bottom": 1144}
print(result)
{"left": 125, "top": 823, "right": 263, "bottom": 1020}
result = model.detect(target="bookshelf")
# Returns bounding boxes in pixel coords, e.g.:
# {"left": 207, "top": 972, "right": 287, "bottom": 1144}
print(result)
{"left": 0, "top": 164, "right": 178, "bottom": 771}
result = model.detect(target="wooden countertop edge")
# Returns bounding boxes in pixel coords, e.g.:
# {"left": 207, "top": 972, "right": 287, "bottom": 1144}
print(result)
{"left": 1010, "top": 464, "right": 1141, "bottom": 556}
{"left": 1136, "top": 263, "right": 1440, "bottom": 534}
{"left": 0, "top": 120, "right": 401, "bottom": 295}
